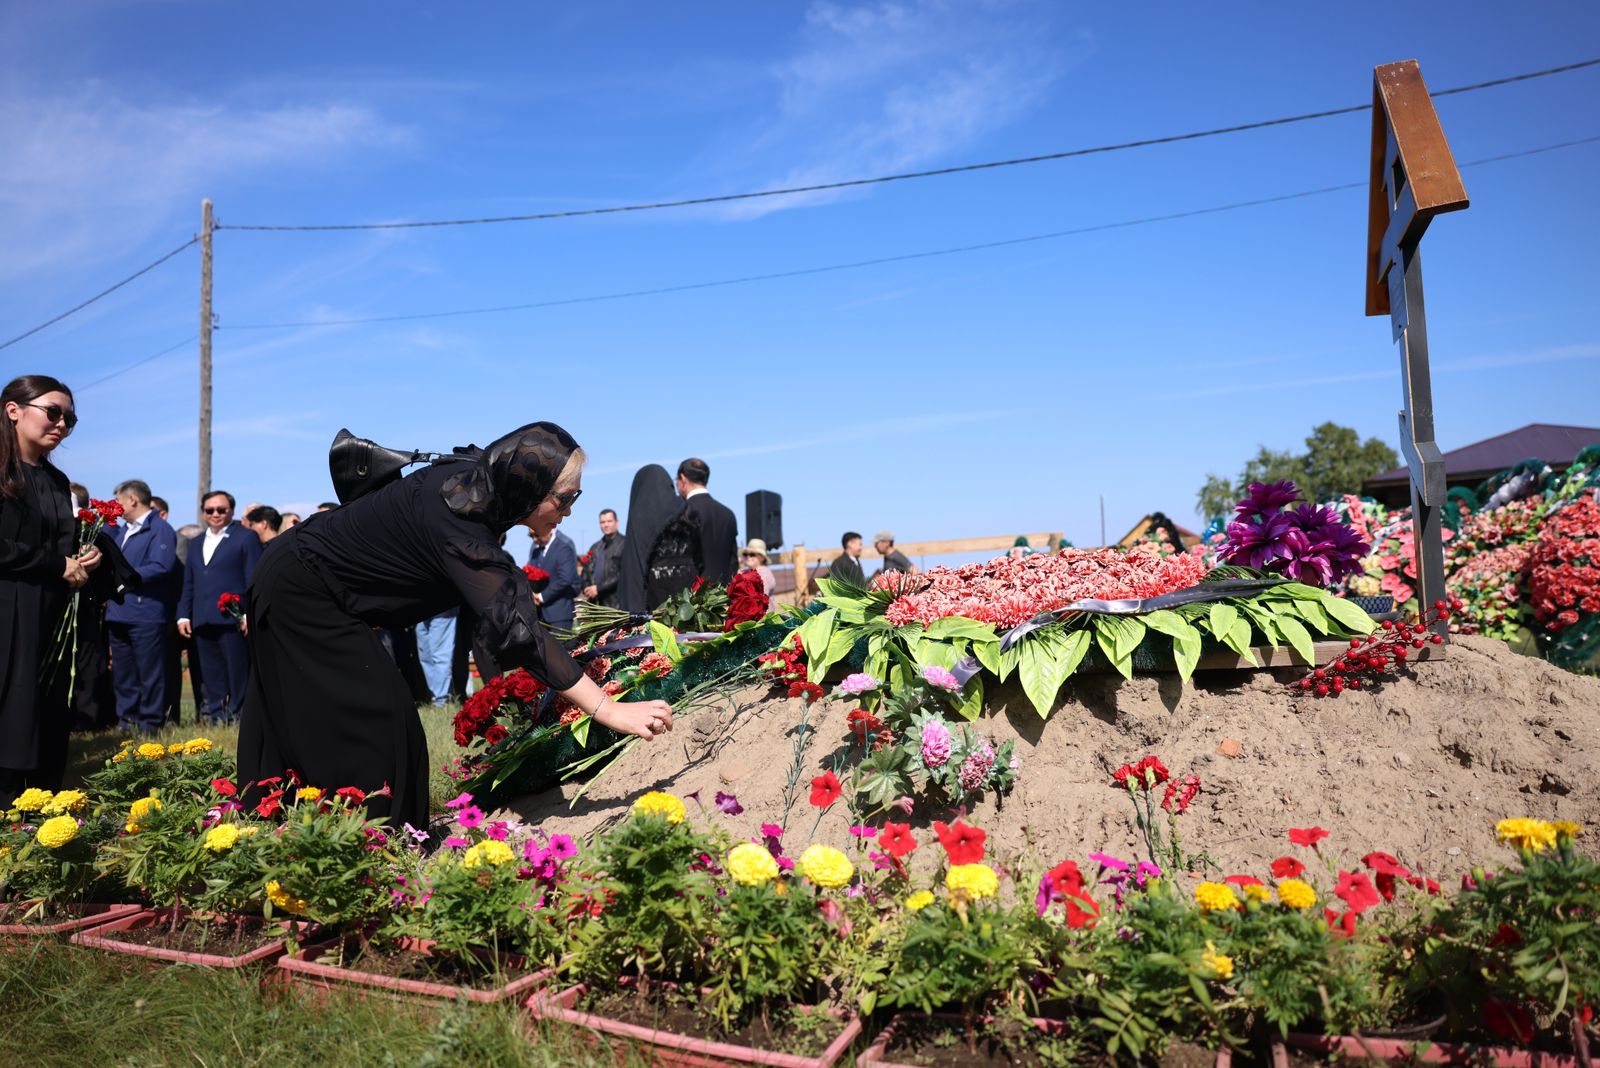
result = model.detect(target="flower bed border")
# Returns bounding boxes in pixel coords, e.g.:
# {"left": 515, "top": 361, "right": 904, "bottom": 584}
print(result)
{"left": 856, "top": 1011, "right": 1233, "bottom": 1068}
{"left": 0, "top": 902, "right": 143, "bottom": 938}
{"left": 528, "top": 981, "right": 862, "bottom": 1068}
{"left": 278, "top": 935, "right": 555, "bottom": 1004}
{"left": 1279, "top": 1032, "right": 1578, "bottom": 1067}
{"left": 70, "top": 906, "right": 314, "bottom": 968}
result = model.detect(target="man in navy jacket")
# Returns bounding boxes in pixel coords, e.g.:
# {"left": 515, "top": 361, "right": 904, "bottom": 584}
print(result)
{"left": 177, "top": 490, "right": 262, "bottom": 724}
{"left": 527, "top": 527, "right": 580, "bottom": 639}
{"left": 105, "top": 480, "right": 180, "bottom": 733}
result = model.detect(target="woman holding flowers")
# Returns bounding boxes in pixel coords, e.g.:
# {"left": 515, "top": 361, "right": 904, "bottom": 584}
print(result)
{"left": 0, "top": 376, "right": 101, "bottom": 794}
{"left": 239, "top": 421, "right": 675, "bottom": 832}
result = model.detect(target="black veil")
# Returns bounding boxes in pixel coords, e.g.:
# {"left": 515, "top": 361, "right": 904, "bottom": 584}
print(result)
{"left": 617, "top": 464, "right": 683, "bottom": 614}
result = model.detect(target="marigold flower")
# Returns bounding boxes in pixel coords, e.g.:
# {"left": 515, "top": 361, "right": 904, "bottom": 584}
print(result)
{"left": 181, "top": 737, "right": 213, "bottom": 755}
{"left": 946, "top": 863, "right": 999, "bottom": 901}
{"left": 462, "top": 839, "right": 516, "bottom": 868}
{"left": 12, "top": 788, "right": 52, "bottom": 813}
{"left": 1194, "top": 882, "right": 1241, "bottom": 911}
{"left": 905, "top": 890, "right": 935, "bottom": 911}
{"left": 296, "top": 786, "right": 324, "bottom": 802}
{"left": 136, "top": 742, "right": 166, "bottom": 760}
{"left": 35, "top": 815, "right": 79, "bottom": 849}
{"left": 1242, "top": 884, "right": 1272, "bottom": 904}
{"left": 41, "top": 789, "right": 87, "bottom": 816}
{"left": 1495, "top": 818, "right": 1557, "bottom": 853}
{"left": 125, "top": 796, "right": 162, "bottom": 833}
{"left": 632, "top": 791, "right": 686, "bottom": 825}
{"left": 727, "top": 842, "right": 780, "bottom": 886}
{"left": 798, "top": 844, "right": 854, "bottom": 889}
{"left": 1277, "top": 879, "right": 1317, "bottom": 910}
{"left": 1201, "top": 941, "right": 1234, "bottom": 981}
{"left": 204, "top": 825, "right": 240, "bottom": 852}
{"left": 265, "top": 879, "right": 309, "bottom": 915}
{"left": 1550, "top": 820, "right": 1583, "bottom": 840}
{"left": 110, "top": 749, "right": 129, "bottom": 764}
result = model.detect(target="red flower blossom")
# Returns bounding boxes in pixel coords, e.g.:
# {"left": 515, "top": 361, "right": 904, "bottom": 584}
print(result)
{"left": 1224, "top": 874, "right": 1264, "bottom": 888}
{"left": 1287, "top": 826, "right": 1329, "bottom": 848}
{"left": 334, "top": 786, "right": 367, "bottom": 805}
{"left": 1270, "top": 856, "right": 1305, "bottom": 879}
{"left": 1324, "top": 908, "right": 1358, "bottom": 938}
{"left": 1488, "top": 923, "right": 1521, "bottom": 949}
{"left": 505, "top": 670, "right": 545, "bottom": 703}
{"left": 1043, "top": 860, "right": 1100, "bottom": 929}
{"left": 1360, "top": 851, "right": 1409, "bottom": 876}
{"left": 787, "top": 680, "right": 824, "bottom": 703}
{"left": 691, "top": 577, "right": 705, "bottom": 593}
{"left": 932, "top": 819, "right": 986, "bottom": 865}
{"left": 1134, "top": 756, "right": 1170, "bottom": 786}
{"left": 808, "top": 771, "right": 842, "bottom": 808}
{"left": 217, "top": 592, "right": 241, "bottom": 613}
{"left": 93, "top": 498, "right": 124, "bottom": 526}
{"left": 878, "top": 822, "right": 918, "bottom": 859}
{"left": 484, "top": 724, "right": 508, "bottom": 746}
{"left": 211, "top": 778, "right": 237, "bottom": 796}
{"left": 724, "top": 569, "right": 770, "bottom": 630}
{"left": 638, "top": 652, "right": 674, "bottom": 677}
{"left": 522, "top": 565, "right": 550, "bottom": 585}
{"left": 1333, "top": 870, "right": 1383, "bottom": 915}
{"left": 254, "top": 789, "right": 284, "bottom": 819}
{"left": 1161, "top": 773, "right": 1201, "bottom": 813}
{"left": 846, "top": 708, "right": 893, "bottom": 751}
{"left": 1483, "top": 999, "right": 1535, "bottom": 1045}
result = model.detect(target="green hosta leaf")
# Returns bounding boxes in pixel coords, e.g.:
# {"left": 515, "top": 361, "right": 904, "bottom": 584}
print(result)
{"left": 922, "top": 617, "right": 1001, "bottom": 643}
{"left": 794, "top": 609, "right": 837, "bottom": 682}
{"left": 971, "top": 638, "right": 1001, "bottom": 675}
{"left": 1224, "top": 615, "right": 1260, "bottom": 666}
{"left": 1242, "top": 603, "right": 1279, "bottom": 643}
{"left": 1269, "top": 581, "right": 1329, "bottom": 601}
{"left": 1093, "top": 616, "right": 1144, "bottom": 679}
{"left": 1292, "top": 599, "right": 1332, "bottom": 635}
{"left": 952, "top": 673, "right": 984, "bottom": 722}
{"left": 997, "top": 641, "right": 1024, "bottom": 683}
{"left": 819, "top": 628, "right": 860, "bottom": 677}
{"left": 1208, "top": 602, "right": 1239, "bottom": 641}
{"left": 571, "top": 715, "right": 592, "bottom": 748}
{"left": 1056, "top": 628, "right": 1092, "bottom": 685}
{"left": 648, "top": 621, "right": 683, "bottom": 664}
{"left": 1274, "top": 615, "right": 1316, "bottom": 665}
{"left": 1320, "top": 591, "right": 1379, "bottom": 635}
{"left": 1018, "top": 638, "right": 1066, "bottom": 717}
{"left": 1144, "top": 610, "right": 1203, "bottom": 680}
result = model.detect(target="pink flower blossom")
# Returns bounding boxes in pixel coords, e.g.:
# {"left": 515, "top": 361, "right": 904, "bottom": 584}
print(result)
{"left": 920, "top": 720, "right": 953, "bottom": 768}
{"left": 921, "top": 666, "right": 961, "bottom": 691}
{"left": 837, "top": 673, "right": 879, "bottom": 695}
{"left": 957, "top": 739, "right": 996, "bottom": 791}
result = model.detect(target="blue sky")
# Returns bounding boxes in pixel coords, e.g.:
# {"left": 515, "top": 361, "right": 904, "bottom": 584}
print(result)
{"left": 3, "top": 1, "right": 1598, "bottom": 563}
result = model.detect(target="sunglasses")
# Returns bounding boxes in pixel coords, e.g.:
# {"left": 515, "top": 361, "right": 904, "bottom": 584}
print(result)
{"left": 203, "top": 506, "right": 231, "bottom": 515}
{"left": 550, "top": 488, "right": 582, "bottom": 510}
{"left": 26, "top": 403, "right": 77, "bottom": 429}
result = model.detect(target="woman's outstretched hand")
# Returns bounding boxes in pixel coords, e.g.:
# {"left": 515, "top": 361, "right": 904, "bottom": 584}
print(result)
{"left": 595, "top": 697, "right": 674, "bottom": 741}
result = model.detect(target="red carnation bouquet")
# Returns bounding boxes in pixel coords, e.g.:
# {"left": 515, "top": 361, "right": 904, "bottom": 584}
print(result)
{"left": 523, "top": 564, "right": 550, "bottom": 594}
{"left": 217, "top": 592, "right": 246, "bottom": 631}
{"left": 41, "top": 497, "right": 124, "bottom": 697}
{"left": 453, "top": 668, "right": 547, "bottom": 749}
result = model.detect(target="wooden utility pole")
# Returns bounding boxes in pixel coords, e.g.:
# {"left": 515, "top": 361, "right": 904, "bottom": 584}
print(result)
{"left": 198, "top": 198, "right": 214, "bottom": 522}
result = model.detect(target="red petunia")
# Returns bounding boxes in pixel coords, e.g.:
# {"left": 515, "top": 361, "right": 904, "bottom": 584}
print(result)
{"left": 932, "top": 819, "right": 986, "bottom": 865}
{"left": 211, "top": 777, "right": 237, "bottom": 797}
{"left": 1224, "top": 874, "right": 1264, "bottom": 888}
{"left": 1270, "top": 856, "right": 1305, "bottom": 879}
{"left": 1044, "top": 860, "right": 1100, "bottom": 929}
{"left": 1360, "top": 851, "right": 1410, "bottom": 876}
{"left": 1334, "top": 870, "right": 1383, "bottom": 915}
{"left": 255, "top": 789, "right": 284, "bottom": 819}
{"left": 878, "top": 822, "right": 918, "bottom": 859}
{"left": 1288, "top": 826, "right": 1329, "bottom": 848}
{"left": 334, "top": 786, "right": 367, "bottom": 805}
{"left": 1324, "top": 908, "right": 1358, "bottom": 938}
{"left": 809, "top": 771, "right": 842, "bottom": 808}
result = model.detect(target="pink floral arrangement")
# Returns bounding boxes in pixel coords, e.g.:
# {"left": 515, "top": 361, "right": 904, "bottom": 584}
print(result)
{"left": 878, "top": 547, "right": 1210, "bottom": 629}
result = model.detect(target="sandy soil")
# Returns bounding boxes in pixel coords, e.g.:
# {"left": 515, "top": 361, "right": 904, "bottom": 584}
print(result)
{"left": 506, "top": 636, "right": 1599, "bottom": 882}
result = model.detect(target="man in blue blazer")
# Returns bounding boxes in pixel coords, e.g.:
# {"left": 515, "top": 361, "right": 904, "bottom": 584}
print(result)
{"left": 527, "top": 526, "right": 580, "bottom": 639}
{"left": 105, "top": 480, "right": 180, "bottom": 734}
{"left": 177, "top": 490, "right": 262, "bottom": 724}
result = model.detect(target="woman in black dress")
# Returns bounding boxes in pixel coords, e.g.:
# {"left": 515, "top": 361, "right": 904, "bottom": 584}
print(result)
{"left": 239, "top": 422, "right": 673, "bottom": 831}
{"left": 616, "top": 464, "right": 702, "bottom": 615}
{"left": 0, "top": 375, "right": 104, "bottom": 796}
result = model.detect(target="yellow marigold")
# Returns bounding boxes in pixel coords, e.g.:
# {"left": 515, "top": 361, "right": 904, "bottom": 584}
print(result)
{"left": 798, "top": 844, "right": 854, "bottom": 889}
{"left": 265, "top": 880, "right": 309, "bottom": 915}
{"left": 631, "top": 791, "right": 686, "bottom": 825}
{"left": 42, "top": 789, "right": 88, "bottom": 816}
{"left": 1277, "top": 879, "right": 1316, "bottom": 910}
{"left": 238, "top": 826, "right": 261, "bottom": 837}
{"left": 1242, "top": 884, "right": 1272, "bottom": 904}
{"left": 1551, "top": 820, "right": 1583, "bottom": 841}
{"left": 905, "top": 890, "right": 936, "bottom": 912}
{"left": 1201, "top": 941, "right": 1234, "bottom": 981}
{"left": 35, "top": 815, "right": 80, "bottom": 849}
{"left": 1194, "top": 882, "right": 1242, "bottom": 911}
{"left": 110, "top": 749, "right": 129, "bottom": 764}
{"left": 296, "top": 786, "right": 324, "bottom": 802}
{"left": 181, "top": 737, "right": 213, "bottom": 755}
{"left": 204, "top": 825, "right": 240, "bottom": 852}
{"left": 1495, "top": 818, "right": 1558, "bottom": 853}
{"left": 136, "top": 742, "right": 166, "bottom": 760}
{"left": 125, "top": 795, "right": 162, "bottom": 833}
{"left": 945, "top": 863, "right": 1000, "bottom": 901}
{"left": 726, "top": 842, "right": 779, "bottom": 886}
{"left": 462, "top": 839, "right": 516, "bottom": 869}
{"left": 12, "top": 788, "right": 52, "bottom": 813}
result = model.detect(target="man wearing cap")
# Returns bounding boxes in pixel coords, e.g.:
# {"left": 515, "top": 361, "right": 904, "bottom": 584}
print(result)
{"left": 874, "top": 531, "right": 917, "bottom": 577}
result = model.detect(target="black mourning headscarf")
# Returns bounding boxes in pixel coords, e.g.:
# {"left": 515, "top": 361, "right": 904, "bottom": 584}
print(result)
{"left": 439, "top": 421, "right": 580, "bottom": 533}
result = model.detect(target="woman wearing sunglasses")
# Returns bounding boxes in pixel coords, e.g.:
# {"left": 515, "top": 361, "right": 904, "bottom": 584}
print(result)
{"left": 0, "top": 375, "right": 101, "bottom": 794}
{"left": 239, "top": 421, "right": 675, "bottom": 832}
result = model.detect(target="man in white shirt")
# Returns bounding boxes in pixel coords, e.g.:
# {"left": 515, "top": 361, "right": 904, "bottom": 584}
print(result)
{"left": 176, "top": 491, "right": 263, "bottom": 724}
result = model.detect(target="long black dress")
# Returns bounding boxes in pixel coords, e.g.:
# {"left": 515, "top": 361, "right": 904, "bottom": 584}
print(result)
{"left": 0, "top": 463, "right": 77, "bottom": 795}
{"left": 617, "top": 464, "right": 702, "bottom": 614}
{"left": 239, "top": 459, "right": 584, "bottom": 832}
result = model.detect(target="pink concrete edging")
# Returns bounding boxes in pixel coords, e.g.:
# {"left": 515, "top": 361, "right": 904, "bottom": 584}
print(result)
{"left": 855, "top": 1012, "right": 1232, "bottom": 1068}
{"left": 0, "top": 902, "right": 144, "bottom": 937}
{"left": 69, "top": 906, "right": 313, "bottom": 968}
{"left": 529, "top": 981, "right": 862, "bottom": 1068}
{"left": 1280, "top": 1033, "right": 1577, "bottom": 1067}
{"left": 277, "top": 935, "right": 554, "bottom": 1004}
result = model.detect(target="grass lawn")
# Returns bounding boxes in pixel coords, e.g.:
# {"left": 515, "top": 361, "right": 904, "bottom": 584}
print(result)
{"left": 64, "top": 699, "right": 465, "bottom": 814}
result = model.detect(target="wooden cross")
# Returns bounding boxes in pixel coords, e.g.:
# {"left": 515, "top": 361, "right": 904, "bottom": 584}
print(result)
{"left": 1365, "top": 59, "right": 1469, "bottom": 639}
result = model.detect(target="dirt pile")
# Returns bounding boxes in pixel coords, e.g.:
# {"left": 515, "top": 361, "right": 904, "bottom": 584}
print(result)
{"left": 507, "top": 636, "right": 1599, "bottom": 880}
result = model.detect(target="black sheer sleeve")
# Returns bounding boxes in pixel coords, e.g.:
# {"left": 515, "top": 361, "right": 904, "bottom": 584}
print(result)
{"left": 442, "top": 537, "right": 583, "bottom": 690}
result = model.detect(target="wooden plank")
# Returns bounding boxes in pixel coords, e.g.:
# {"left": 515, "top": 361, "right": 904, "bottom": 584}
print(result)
{"left": 1190, "top": 639, "right": 1444, "bottom": 673}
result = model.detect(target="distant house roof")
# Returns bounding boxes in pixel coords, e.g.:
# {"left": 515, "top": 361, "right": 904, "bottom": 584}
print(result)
{"left": 1364, "top": 423, "right": 1600, "bottom": 490}
{"left": 1117, "top": 513, "right": 1200, "bottom": 550}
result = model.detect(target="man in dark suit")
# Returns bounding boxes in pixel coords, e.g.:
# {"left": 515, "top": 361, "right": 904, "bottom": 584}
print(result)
{"left": 676, "top": 457, "right": 737, "bottom": 586}
{"left": 105, "top": 479, "right": 180, "bottom": 734}
{"left": 177, "top": 490, "right": 262, "bottom": 724}
{"left": 528, "top": 526, "right": 580, "bottom": 636}
{"left": 830, "top": 531, "right": 867, "bottom": 588}
{"left": 581, "top": 508, "right": 626, "bottom": 608}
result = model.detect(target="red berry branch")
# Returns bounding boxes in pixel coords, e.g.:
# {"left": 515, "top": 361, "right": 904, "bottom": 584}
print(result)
{"left": 1290, "top": 598, "right": 1460, "bottom": 698}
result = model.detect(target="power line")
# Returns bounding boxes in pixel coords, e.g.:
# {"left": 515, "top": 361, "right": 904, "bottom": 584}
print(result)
{"left": 76, "top": 336, "right": 198, "bottom": 393}
{"left": 0, "top": 237, "right": 198, "bottom": 352}
{"left": 220, "top": 133, "right": 1600, "bottom": 332}
{"left": 218, "top": 57, "right": 1600, "bottom": 233}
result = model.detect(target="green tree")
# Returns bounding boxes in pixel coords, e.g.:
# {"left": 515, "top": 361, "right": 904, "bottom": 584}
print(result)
{"left": 1196, "top": 424, "right": 1398, "bottom": 521}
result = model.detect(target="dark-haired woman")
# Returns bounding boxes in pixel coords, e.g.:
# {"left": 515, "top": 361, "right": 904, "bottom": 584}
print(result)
{"left": 0, "top": 375, "right": 100, "bottom": 795}
{"left": 239, "top": 422, "right": 675, "bottom": 832}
